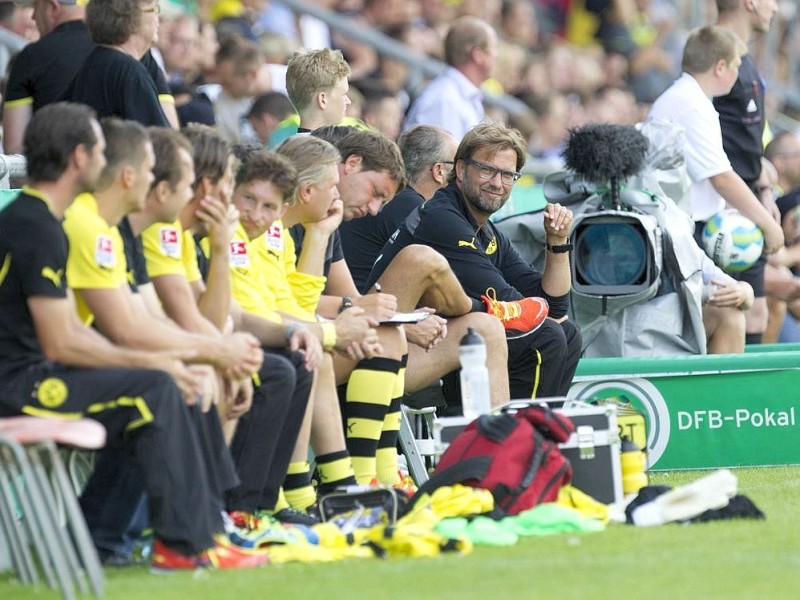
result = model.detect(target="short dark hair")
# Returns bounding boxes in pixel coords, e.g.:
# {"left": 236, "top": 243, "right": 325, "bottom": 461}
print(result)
{"left": 96, "top": 118, "right": 150, "bottom": 190}
{"left": 148, "top": 127, "right": 194, "bottom": 191}
{"left": 24, "top": 102, "right": 99, "bottom": 182}
{"left": 86, "top": 0, "right": 142, "bottom": 46}
{"left": 181, "top": 124, "right": 232, "bottom": 187}
{"left": 247, "top": 92, "right": 296, "bottom": 121}
{"left": 313, "top": 126, "right": 406, "bottom": 187}
{"left": 235, "top": 150, "right": 298, "bottom": 205}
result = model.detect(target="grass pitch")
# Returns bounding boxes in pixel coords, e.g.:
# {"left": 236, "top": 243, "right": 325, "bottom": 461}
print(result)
{"left": 3, "top": 466, "right": 800, "bottom": 600}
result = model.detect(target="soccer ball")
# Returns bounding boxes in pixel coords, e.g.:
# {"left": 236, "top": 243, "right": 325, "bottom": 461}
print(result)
{"left": 702, "top": 210, "right": 764, "bottom": 273}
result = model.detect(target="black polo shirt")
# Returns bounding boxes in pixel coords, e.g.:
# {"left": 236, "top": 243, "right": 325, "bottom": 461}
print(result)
{"left": 713, "top": 54, "right": 765, "bottom": 187}
{"left": 0, "top": 190, "right": 68, "bottom": 377}
{"left": 339, "top": 186, "right": 425, "bottom": 293}
{"left": 4, "top": 20, "right": 94, "bottom": 112}
{"left": 62, "top": 46, "right": 170, "bottom": 127}
{"left": 366, "top": 182, "right": 569, "bottom": 318}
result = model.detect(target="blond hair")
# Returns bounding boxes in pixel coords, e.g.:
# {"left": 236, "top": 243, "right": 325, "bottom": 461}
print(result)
{"left": 286, "top": 48, "right": 351, "bottom": 112}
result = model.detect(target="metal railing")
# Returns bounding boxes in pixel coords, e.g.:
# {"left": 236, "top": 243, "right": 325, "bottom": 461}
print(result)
{"left": 277, "top": 0, "right": 531, "bottom": 118}
{"left": 0, "top": 154, "right": 26, "bottom": 187}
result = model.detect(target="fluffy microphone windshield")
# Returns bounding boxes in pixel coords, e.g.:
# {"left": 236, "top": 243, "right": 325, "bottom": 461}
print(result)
{"left": 562, "top": 124, "right": 649, "bottom": 186}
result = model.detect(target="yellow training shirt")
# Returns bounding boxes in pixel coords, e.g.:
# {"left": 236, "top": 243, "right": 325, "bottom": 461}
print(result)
{"left": 63, "top": 193, "right": 127, "bottom": 325}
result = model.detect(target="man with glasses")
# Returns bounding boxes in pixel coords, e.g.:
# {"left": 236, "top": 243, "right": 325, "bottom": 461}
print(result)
{"left": 3, "top": 0, "right": 177, "bottom": 154}
{"left": 367, "top": 122, "right": 582, "bottom": 400}
{"left": 61, "top": 0, "right": 170, "bottom": 127}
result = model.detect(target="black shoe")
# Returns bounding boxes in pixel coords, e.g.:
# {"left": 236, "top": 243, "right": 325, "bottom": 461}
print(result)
{"left": 270, "top": 507, "right": 319, "bottom": 527}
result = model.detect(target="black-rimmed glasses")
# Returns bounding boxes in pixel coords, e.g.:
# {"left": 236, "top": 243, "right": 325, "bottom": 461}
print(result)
{"left": 464, "top": 158, "right": 521, "bottom": 186}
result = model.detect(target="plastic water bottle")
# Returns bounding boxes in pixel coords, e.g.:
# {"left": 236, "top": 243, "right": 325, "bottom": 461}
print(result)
{"left": 459, "top": 327, "right": 491, "bottom": 419}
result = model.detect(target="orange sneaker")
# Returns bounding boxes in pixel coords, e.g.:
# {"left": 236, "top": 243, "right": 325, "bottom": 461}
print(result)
{"left": 393, "top": 472, "right": 417, "bottom": 498}
{"left": 482, "top": 288, "right": 548, "bottom": 337}
{"left": 150, "top": 539, "right": 268, "bottom": 572}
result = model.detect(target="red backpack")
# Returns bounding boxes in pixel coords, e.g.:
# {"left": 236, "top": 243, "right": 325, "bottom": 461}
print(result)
{"left": 413, "top": 405, "right": 575, "bottom": 516}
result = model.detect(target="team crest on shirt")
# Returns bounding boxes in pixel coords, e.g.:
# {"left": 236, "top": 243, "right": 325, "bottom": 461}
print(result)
{"left": 94, "top": 234, "right": 116, "bottom": 268}
{"left": 485, "top": 237, "right": 498, "bottom": 255}
{"left": 159, "top": 227, "right": 180, "bottom": 258}
{"left": 230, "top": 240, "right": 250, "bottom": 268}
{"left": 36, "top": 377, "right": 68, "bottom": 408}
{"left": 265, "top": 224, "right": 283, "bottom": 253}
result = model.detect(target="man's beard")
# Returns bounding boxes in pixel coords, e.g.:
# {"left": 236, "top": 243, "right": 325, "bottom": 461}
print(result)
{"left": 460, "top": 176, "right": 509, "bottom": 215}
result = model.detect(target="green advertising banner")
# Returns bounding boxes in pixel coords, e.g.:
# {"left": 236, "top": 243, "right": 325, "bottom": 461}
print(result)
{"left": 569, "top": 356, "right": 800, "bottom": 471}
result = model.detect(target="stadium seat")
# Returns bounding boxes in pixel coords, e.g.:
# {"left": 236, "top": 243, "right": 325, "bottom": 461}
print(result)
{"left": 0, "top": 417, "right": 105, "bottom": 599}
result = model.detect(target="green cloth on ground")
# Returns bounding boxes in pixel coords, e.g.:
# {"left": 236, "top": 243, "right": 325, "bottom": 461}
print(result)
{"left": 436, "top": 517, "right": 519, "bottom": 546}
{"left": 502, "top": 503, "right": 606, "bottom": 536}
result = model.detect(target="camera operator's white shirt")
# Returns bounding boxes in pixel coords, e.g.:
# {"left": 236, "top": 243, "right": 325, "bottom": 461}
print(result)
{"left": 647, "top": 73, "right": 731, "bottom": 222}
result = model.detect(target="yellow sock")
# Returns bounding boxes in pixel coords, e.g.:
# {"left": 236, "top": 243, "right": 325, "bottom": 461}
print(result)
{"left": 376, "top": 359, "right": 405, "bottom": 484}
{"left": 316, "top": 450, "right": 356, "bottom": 495}
{"left": 283, "top": 461, "right": 316, "bottom": 510}
{"left": 272, "top": 488, "right": 290, "bottom": 511}
{"left": 345, "top": 357, "right": 400, "bottom": 484}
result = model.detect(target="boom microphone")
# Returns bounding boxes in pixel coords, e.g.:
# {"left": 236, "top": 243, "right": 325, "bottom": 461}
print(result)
{"left": 562, "top": 124, "right": 649, "bottom": 186}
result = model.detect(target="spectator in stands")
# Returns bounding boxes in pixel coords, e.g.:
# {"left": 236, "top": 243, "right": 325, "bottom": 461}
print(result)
{"left": 212, "top": 34, "right": 264, "bottom": 144}
{"left": 0, "top": 2, "right": 35, "bottom": 77}
{"left": 403, "top": 16, "right": 498, "bottom": 141}
{"left": 0, "top": 101, "right": 265, "bottom": 571}
{"left": 61, "top": 0, "right": 172, "bottom": 127}
{"left": 158, "top": 12, "right": 199, "bottom": 85}
{"left": 499, "top": 0, "right": 541, "bottom": 52}
{"left": 246, "top": 91, "right": 297, "bottom": 145}
{"left": 356, "top": 80, "right": 403, "bottom": 140}
{"left": 366, "top": 122, "right": 581, "bottom": 399}
{"left": 714, "top": 0, "right": 782, "bottom": 347}
{"left": 285, "top": 47, "right": 352, "bottom": 134}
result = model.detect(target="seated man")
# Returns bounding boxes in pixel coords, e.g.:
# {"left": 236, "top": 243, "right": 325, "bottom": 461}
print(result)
{"left": 306, "top": 127, "right": 511, "bottom": 401}
{"left": 339, "top": 124, "right": 459, "bottom": 291}
{"left": 63, "top": 118, "right": 261, "bottom": 563}
{"left": 0, "top": 102, "right": 264, "bottom": 571}
{"left": 229, "top": 144, "right": 398, "bottom": 495}
{"left": 279, "top": 131, "right": 511, "bottom": 486}
{"left": 366, "top": 122, "right": 582, "bottom": 399}
{"left": 134, "top": 124, "right": 333, "bottom": 527}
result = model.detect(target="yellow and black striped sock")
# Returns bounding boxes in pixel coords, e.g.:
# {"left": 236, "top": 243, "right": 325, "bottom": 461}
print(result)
{"left": 283, "top": 461, "right": 316, "bottom": 511}
{"left": 272, "top": 488, "right": 290, "bottom": 511}
{"left": 316, "top": 450, "right": 356, "bottom": 495}
{"left": 376, "top": 354, "right": 406, "bottom": 485}
{"left": 345, "top": 356, "right": 401, "bottom": 484}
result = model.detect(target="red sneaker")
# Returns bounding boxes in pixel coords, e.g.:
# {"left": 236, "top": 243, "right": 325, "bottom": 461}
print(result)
{"left": 150, "top": 539, "right": 268, "bottom": 572}
{"left": 482, "top": 288, "right": 548, "bottom": 337}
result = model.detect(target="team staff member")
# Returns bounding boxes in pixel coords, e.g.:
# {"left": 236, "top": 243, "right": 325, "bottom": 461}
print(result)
{"left": 3, "top": 0, "right": 176, "bottom": 154}
{"left": 367, "top": 122, "right": 581, "bottom": 399}
{"left": 61, "top": 0, "right": 171, "bottom": 127}
{"left": 0, "top": 102, "right": 264, "bottom": 570}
